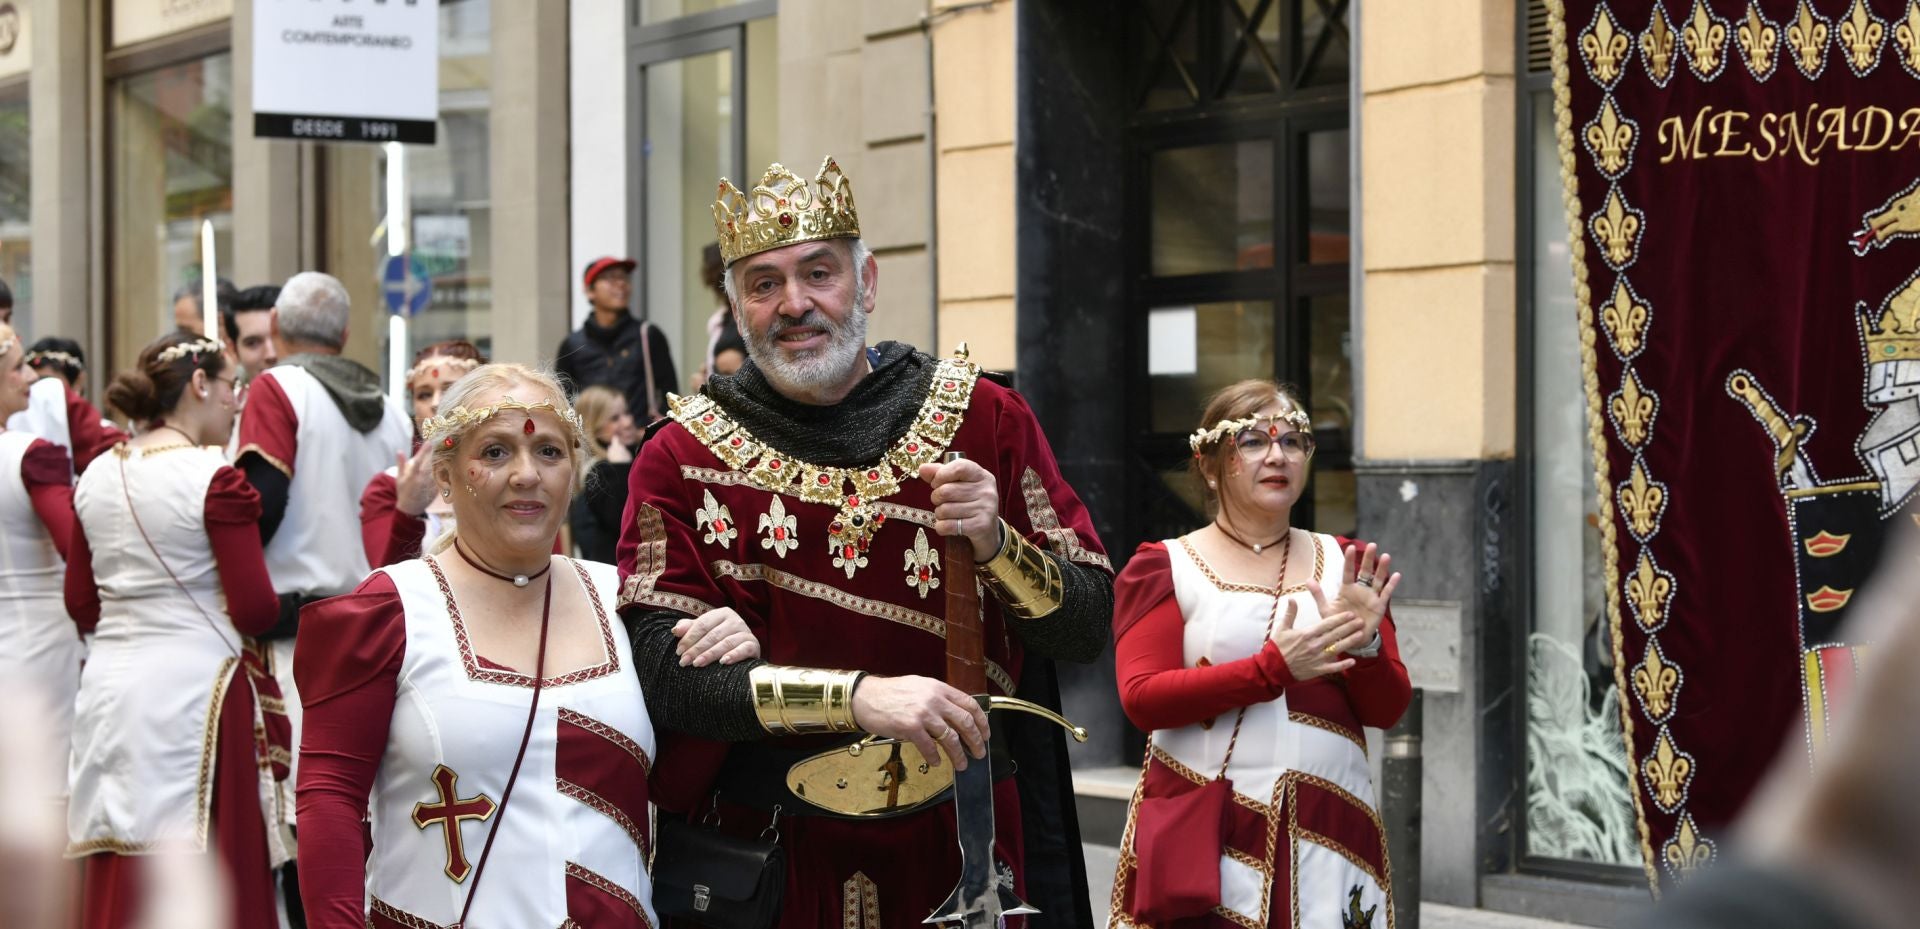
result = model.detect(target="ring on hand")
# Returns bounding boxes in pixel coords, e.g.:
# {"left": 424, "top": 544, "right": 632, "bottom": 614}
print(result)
{"left": 1323, "top": 644, "right": 1338, "bottom": 655}
{"left": 932, "top": 726, "right": 952, "bottom": 741}
{"left": 1355, "top": 573, "right": 1375, "bottom": 586}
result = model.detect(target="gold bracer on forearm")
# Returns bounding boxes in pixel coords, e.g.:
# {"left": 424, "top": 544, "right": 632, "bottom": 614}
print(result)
{"left": 748, "top": 665, "right": 866, "bottom": 734}
{"left": 976, "top": 518, "right": 1064, "bottom": 619}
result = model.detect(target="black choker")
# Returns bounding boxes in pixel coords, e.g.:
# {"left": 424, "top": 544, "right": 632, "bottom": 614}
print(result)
{"left": 1215, "top": 521, "right": 1289, "bottom": 555}
{"left": 453, "top": 540, "right": 553, "bottom": 588}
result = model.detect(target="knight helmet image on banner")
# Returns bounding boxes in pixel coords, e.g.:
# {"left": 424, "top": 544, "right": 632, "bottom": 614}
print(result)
{"left": 1547, "top": 0, "right": 1920, "bottom": 893}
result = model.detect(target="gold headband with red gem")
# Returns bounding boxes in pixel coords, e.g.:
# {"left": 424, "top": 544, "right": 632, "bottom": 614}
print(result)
{"left": 422, "top": 397, "right": 587, "bottom": 450}
{"left": 712, "top": 156, "right": 861, "bottom": 266}
{"left": 404, "top": 355, "right": 482, "bottom": 388}
{"left": 26, "top": 349, "right": 84, "bottom": 371}
{"left": 1189, "top": 409, "right": 1312, "bottom": 455}
{"left": 156, "top": 338, "right": 224, "bottom": 366}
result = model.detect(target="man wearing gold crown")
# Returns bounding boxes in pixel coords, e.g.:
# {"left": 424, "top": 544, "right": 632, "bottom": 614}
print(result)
{"left": 614, "top": 157, "right": 1111, "bottom": 928}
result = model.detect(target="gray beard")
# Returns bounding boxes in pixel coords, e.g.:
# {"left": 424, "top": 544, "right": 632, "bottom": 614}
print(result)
{"left": 745, "top": 306, "right": 869, "bottom": 402}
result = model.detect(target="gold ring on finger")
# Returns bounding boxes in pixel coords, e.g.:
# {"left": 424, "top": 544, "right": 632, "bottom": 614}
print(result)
{"left": 1323, "top": 644, "right": 1338, "bottom": 655}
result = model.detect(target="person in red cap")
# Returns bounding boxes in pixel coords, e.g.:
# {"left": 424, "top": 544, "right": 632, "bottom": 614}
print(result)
{"left": 554, "top": 256, "right": 679, "bottom": 424}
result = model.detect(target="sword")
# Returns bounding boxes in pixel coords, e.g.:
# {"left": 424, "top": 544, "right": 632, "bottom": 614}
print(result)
{"left": 926, "top": 451, "right": 1037, "bottom": 929}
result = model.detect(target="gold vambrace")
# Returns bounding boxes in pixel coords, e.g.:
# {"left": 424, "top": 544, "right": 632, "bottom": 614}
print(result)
{"left": 977, "top": 518, "right": 1065, "bottom": 619}
{"left": 748, "top": 665, "right": 865, "bottom": 735}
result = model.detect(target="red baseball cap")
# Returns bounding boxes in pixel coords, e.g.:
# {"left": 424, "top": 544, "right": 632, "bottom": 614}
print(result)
{"left": 583, "top": 256, "right": 636, "bottom": 288}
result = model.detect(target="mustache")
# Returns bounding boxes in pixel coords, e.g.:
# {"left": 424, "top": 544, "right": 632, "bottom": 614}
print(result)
{"left": 766, "top": 310, "right": 832, "bottom": 337}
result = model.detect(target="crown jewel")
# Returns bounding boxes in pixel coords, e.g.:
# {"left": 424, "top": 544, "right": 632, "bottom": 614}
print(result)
{"left": 156, "top": 338, "right": 223, "bottom": 366}
{"left": 1862, "top": 277, "right": 1920, "bottom": 363}
{"left": 712, "top": 157, "right": 861, "bottom": 266}
{"left": 1189, "top": 408, "right": 1313, "bottom": 454}
{"left": 421, "top": 396, "right": 586, "bottom": 448}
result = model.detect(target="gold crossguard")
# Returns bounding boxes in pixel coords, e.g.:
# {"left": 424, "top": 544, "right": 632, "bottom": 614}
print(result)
{"left": 785, "top": 697, "right": 1088, "bottom": 817}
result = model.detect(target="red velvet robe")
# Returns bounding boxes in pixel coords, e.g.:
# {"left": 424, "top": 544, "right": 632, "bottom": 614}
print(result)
{"left": 616, "top": 355, "right": 1110, "bottom": 929}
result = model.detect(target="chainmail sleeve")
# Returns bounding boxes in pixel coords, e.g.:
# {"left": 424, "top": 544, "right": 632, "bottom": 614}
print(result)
{"left": 1005, "top": 554, "right": 1113, "bottom": 664}
{"left": 624, "top": 608, "right": 769, "bottom": 741}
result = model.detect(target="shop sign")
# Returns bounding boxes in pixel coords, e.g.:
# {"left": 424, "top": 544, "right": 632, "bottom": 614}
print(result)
{"left": 253, "top": 0, "right": 438, "bottom": 144}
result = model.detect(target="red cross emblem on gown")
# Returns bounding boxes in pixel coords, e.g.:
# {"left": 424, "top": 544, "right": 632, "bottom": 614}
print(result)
{"left": 412, "top": 764, "right": 497, "bottom": 882}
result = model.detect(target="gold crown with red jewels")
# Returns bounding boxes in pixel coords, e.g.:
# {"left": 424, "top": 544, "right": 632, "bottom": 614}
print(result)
{"left": 712, "top": 157, "right": 861, "bottom": 266}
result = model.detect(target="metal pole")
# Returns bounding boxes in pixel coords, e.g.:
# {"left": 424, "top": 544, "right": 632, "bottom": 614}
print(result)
{"left": 1383, "top": 688, "right": 1422, "bottom": 929}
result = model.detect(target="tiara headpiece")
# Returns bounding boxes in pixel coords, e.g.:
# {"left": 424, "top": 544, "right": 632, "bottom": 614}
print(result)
{"left": 404, "top": 355, "right": 482, "bottom": 387}
{"left": 0, "top": 336, "right": 16, "bottom": 359}
{"left": 421, "top": 396, "right": 587, "bottom": 449}
{"left": 712, "top": 156, "right": 861, "bottom": 266}
{"left": 1189, "top": 408, "right": 1312, "bottom": 454}
{"left": 26, "top": 350, "right": 84, "bottom": 372}
{"left": 156, "top": 338, "right": 223, "bottom": 366}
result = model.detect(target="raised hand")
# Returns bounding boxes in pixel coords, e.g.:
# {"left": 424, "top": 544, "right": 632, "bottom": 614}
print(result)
{"left": 1270, "top": 598, "right": 1369, "bottom": 681}
{"left": 1334, "top": 542, "right": 1402, "bottom": 642}
{"left": 394, "top": 445, "right": 438, "bottom": 517}
{"left": 672, "top": 607, "right": 762, "bottom": 667}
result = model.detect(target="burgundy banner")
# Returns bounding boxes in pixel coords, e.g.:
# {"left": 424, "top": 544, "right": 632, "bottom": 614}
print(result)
{"left": 1550, "top": 0, "right": 1920, "bottom": 891}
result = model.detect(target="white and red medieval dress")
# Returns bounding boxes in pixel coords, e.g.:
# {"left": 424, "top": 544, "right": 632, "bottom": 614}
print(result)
{"left": 0, "top": 428, "right": 83, "bottom": 794}
{"left": 295, "top": 556, "right": 658, "bottom": 929}
{"left": 64, "top": 443, "right": 289, "bottom": 929}
{"left": 1108, "top": 534, "right": 1412, "bottom": 929}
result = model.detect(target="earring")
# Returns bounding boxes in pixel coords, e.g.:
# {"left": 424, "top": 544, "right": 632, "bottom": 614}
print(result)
{"left": 1207, "top": 480, "right": 1218, "bottom": 489}
{"left": 199, "top": 390, "right": 210, "bottom": 400}
{"left": 441, "top": 488, "right": 451, "bottom": 499}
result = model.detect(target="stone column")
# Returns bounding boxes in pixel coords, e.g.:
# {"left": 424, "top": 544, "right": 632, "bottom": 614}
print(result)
{"left": 28, "top": 0, "right": 94, "bottom": 360}
{"left": 489, "top": 0, "right": 570, "bottom": 366}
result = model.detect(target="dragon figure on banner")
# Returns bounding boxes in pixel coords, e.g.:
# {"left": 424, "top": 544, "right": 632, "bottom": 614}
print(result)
{"left": 1550, "top": 0, "right": 1920, "bottom": 893}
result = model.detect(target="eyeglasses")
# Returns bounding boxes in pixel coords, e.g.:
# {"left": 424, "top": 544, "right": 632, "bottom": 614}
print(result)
{"left": 214, "top": 375, "right": 248, "bottom": 405}
{"left": 1232, "top": 427, "right": 1315, "bottom": 461}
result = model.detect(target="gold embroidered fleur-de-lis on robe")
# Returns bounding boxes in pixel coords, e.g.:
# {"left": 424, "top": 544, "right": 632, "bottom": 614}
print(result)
{"left": 1838, "top": 0, "right": 1886, "bottom": 72}
{"left": 1593, "top": 189, "right": 1641, "bottom": 267}
{"left": 1627, "top": 551, "right": 1674, "bottom": 630}
{"left": 1643, "top": 6, "right": 1679, "bottom": 82}
{"left": 1582, "top": 8, "right": 1631, "bottom": 83}
{"left": 1585, "top": 98, "right": 1634, "bottom": 177}
{"left": 1602, "top": 279, "right": 1650, "bottom": 357}
{"left": 1664, "top": 815, "right": 1714, "bottom": 876}
{"left": 1895, "top": 1, "right": 1920, "bottom": 71}
{"left": 903, "top": 529, "right": 941, "bottom": 599}
{"left": 1683, "top": 1, "right": 1729, "bottom": 75}
{"left": 1620, "top": 459, "right": 1666, "bottom": 539}
{"left": 1611, "top": 369, "right": 1657, "bottom": 448}
{"left": 758, "top": 495, "right": 797, "bottom": 557}
{"left": 695, "top": 489, "right": 738, "bottom": 546}
{"left": 1633, "top": 642, "right": 1680, "bottom": 720}
{"left": 1737, "top": 2, "right": 1780, "bottom": 75}
{"left": 1788, "top": 0, "right": 1831, "bottom": 75}
{"left": 1642, "top": 727, "right": 1694, "bottom": 811}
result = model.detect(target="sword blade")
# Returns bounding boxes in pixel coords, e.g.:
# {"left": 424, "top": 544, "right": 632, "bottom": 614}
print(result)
{"left": 924, "top": 697, "right": 1037, "bottom": 928}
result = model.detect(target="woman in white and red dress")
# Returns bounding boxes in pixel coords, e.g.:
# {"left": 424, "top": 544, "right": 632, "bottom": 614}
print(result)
{"left": 296, "top": 364, "right": 760, "bottom": 929}
{"left": 0, "top": 323, "right": 87, "bottom": 793}
{"left": 360, "top": 340, "right": 487, "bottom": 568}
{"left": 65, "top": 333, "right": 286, "bottom": 929}
{"left": 1109, "top": 379, "right": 1411, "bottom": 929}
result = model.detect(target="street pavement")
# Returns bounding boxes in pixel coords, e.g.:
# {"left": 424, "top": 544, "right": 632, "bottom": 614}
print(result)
{"left": 1081, "top": 845, "right": 1600, "bottom": 929}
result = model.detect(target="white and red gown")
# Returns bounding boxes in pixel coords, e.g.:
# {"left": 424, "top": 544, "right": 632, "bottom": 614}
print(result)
{"left": 0, "top": 429, "right": 83, "bottom": 793}
{"left": 64, "top": 443, "right": 289, "bottom": 929}
{"left": 1108, "top": 534, "right": 1412, "bottom": 929}
{"left": 295, "top": 556, "right": 657, "bottom": 929}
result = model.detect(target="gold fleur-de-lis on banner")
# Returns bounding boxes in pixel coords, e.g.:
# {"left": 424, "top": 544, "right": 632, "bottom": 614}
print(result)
{"left": 1620, "top": 458, "right": 1666, "bottom": 540}
{"left": 1593, "top": 188, "right": 1642, "bottom": 267}
{"left": 1789, "top": 0, "right": 1832, "bottom": 75}
{"left": 1642, "top": 727, "right": 1694, "bottom": 811}
{"left": 1611, "top": 368, "right": 1657, "bottom": 448}
{"left": 758, "top": 495, "right": 798, "bottom": 557}
{"left": 1684, "top": 1, "right": 1729, "bottom": 75}
{"left": 1738, "top": 2, "right": 1780, "bottom": 75}
{"left": 1896, "top": 1, "right": 1920, "bottom": 71}
{"left": 1839, "top": 0, "right": 1886, "bottom": 72}
{"left": 1643, "top": 5, "right": 1679, "bottom": 82}
{"left": 1585, "top": 98, "right": 1635, "bottom": 177}
{"left": 903, "top": 528, "right": 942, "bottom": 598}
{"left": 1663, "top": 814, "right": 1715, "bottom": 876}
{"left": 1582, "top": 7, "right": 1631, "bottom": 84}
{"left": 1602, "top": 279, "right": 1650, "bottom": 357}
{"left": 1627, "top": 550, "right": 1674, "bottom": 631}
{"left": 1633, "top": 641, "right": 1681, "bottom": 720}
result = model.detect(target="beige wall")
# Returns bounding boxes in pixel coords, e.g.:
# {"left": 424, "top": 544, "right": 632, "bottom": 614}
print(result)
{"left": 1359, "top": 0, "right": 1516, "bottom": 460}
{"left": 930, "top": 0, "right": 1015, "bottom": 371}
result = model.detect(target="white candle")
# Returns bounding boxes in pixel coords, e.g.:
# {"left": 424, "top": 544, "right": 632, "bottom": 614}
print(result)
{"left": 200, "top": 220, "right": 218, "bottom": 341}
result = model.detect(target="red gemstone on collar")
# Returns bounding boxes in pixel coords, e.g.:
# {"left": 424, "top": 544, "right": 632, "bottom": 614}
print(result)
{"left": 817, "top": 474, "right": 830, "bottom": 485}
{"left": 768, "top": 459, "right": 782, "bottom": 469}
{"left": 730, "top": 437, "right": 743, "bottom": 447}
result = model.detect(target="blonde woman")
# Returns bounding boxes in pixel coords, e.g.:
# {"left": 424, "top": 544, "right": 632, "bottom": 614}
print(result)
{"left": 568, "top": 385, "right": 639, "bottom": 562}
{"left": 295, "top": 364, "right": 759, "bottom": 929}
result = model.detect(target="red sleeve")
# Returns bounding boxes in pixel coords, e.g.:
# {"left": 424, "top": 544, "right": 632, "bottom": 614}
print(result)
{"left": 359, "top": 472, "right": 425, "bottom": 568}
{"left": 1113, "top": 542, "right": 1295, "bottom": 732}
{"left": 1334, "top": 536, "right": 1412, "bottom": 730}
{"left": 293, "top": 574, "right": 405, "bottom": 929}
{"left": 205, "top": 467, "right": 280, "bottom": 636}
{"left": 63, "top": 386, "right": 127, "bottom": 474}
{"left": 992, "top": 385, "right": 1113, "bottom": 573}
{"left": 22, "top": 439, "right": 76, "bottom": 561}
{"left": 63, "top": 514, "right": 99, "bottom": 636}
{"left": 235, "top": 372, "right": 297, "bottom": 479}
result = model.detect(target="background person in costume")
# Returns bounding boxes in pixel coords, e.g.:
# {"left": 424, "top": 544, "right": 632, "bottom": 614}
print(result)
{"left": 8, "top": 337, "right": 126, "bottom": 476}
{"left": 65, "top": 332, "right": 285, "bottom": 929}
{"left": 1108, "top": 379, "right": 1410, "bottom": 929}
{"left": 614, "top": 156, "right": 1112, "bottom": 929}
{"left": 359, "top": 340, "right": 488, "bottom": 568}
{"left": 295, "top": 364, "right": 760, "bottom": 929}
